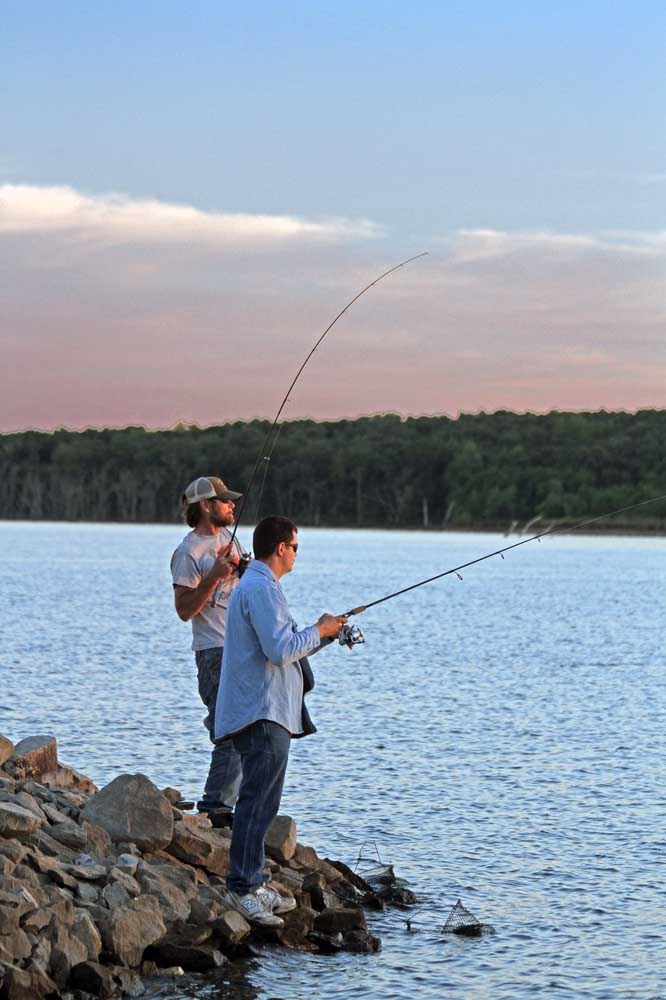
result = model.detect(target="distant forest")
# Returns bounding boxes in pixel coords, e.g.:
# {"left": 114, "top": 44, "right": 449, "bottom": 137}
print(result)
{"left": 2, "top": 410, "right": 666, "bottom": 531}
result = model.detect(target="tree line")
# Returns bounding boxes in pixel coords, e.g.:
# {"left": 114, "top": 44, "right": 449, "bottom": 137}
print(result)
{"left": 1, "top": 410, "right": 665, "bottom": 530}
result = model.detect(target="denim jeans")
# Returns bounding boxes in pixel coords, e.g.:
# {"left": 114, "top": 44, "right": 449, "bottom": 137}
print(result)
{"left": 195, "top": 647, "right": 242, "bottom": 812}
{"left": 226, "top": 720, "right": 291, "bottom": 895}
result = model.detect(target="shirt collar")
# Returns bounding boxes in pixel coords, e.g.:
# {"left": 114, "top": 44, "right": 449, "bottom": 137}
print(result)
{"left": 248, "top": 559, "right": 278, "bottom": 584}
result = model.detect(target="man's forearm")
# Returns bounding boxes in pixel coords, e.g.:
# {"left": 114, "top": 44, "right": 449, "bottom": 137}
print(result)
{"left": 174, "top": 573, "right": 226, "bottom": 621}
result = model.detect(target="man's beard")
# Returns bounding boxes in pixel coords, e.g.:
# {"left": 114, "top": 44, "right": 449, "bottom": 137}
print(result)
{"left": 211, "top": 511, "right": 234, "bottom": 529}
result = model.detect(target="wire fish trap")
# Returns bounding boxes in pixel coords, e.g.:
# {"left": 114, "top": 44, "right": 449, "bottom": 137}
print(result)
{"left": 353, "top": 841, "right": 416, "bottom": 906}
{"left": 442, "top": 899, "right": 495, "bottom": 937}
{"left": 354, "top": 841, "right": 404, "bottom": 888}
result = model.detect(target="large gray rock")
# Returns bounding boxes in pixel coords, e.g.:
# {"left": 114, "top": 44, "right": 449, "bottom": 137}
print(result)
{"left": 9, "top": 736, "right": 58, "bottom": 780}
{"left": 79, "top": 774, "right": 173, "bottom": 851}
{"left": 0, "top": 736, "right": 15, "bottom": 768}
{"left": 0, "top": 803, "right": 43, "bottom": 841}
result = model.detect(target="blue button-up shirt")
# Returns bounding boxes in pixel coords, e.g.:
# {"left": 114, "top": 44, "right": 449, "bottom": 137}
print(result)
{"left": 214, "top": 560, "right": 323, "bottom": 740}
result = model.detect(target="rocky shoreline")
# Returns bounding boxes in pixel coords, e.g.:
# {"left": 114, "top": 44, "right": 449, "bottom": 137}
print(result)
{"left": 0, "top": 734, "right": 415, "bottom": 999}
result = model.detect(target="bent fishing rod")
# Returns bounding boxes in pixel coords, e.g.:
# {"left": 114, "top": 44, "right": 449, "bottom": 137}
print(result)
{"left": 342, "top": 491, "right": 666, "bottom": 627}
{"left": 228, "top": 251, "right": 429, "bottom": 549}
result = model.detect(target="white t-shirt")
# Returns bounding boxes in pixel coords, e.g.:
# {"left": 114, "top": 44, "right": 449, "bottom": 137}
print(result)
{"left": 170, "top": 527, "right": 241, "bottom": 651}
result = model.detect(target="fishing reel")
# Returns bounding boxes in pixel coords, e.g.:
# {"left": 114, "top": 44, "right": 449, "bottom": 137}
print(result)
{"left": 237, "top": 552, "right": 252, "bottom": 578}
{"left": 339, "top": 623, "right": 365, "bottom": 646}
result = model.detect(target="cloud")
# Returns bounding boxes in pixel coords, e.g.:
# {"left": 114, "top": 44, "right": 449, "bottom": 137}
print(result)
{"left": 0, "top": 183, "right": 383, "bottom": 244}
{"left": 449, "top": 227, "right": 665, "bottom": 263}
{"left": 1, "top": 207, "right": 665, "bottom": 431}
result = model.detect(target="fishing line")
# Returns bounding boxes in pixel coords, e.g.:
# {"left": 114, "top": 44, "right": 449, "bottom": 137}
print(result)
{"left": 345, "top": 491, "right": 666, "bottom": 617}
{"left": 229, "top": 251, "right": 429, "bottom": 545}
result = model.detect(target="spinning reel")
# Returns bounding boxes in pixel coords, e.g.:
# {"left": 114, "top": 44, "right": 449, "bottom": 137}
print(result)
{"left": 338, "top": 623, "right": 365, "bottom": 646}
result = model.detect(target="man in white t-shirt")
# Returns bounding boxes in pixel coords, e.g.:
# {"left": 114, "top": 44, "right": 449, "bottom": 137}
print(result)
{"left": 170, "top": 475, "right": 247, "bottom": 825}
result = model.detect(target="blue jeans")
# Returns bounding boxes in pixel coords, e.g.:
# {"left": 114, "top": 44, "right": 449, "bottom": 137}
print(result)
{"left": 195, "top": 647, "right": 242, "bottom": 812}
{"left": 226, "top": 720, "right": 291, "bottom": 895}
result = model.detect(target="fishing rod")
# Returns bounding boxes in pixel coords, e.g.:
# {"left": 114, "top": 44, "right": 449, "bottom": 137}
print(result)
{"left": 228, "top": 251, "right": 429, "bottom": 549}
{"left": 341, "top": 491, "right": 666, "bottom": 631}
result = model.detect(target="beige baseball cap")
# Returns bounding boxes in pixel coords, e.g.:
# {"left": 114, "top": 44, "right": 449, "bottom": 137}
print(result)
{"left": 183, "top": 476, "right": 242, "bottom": 505}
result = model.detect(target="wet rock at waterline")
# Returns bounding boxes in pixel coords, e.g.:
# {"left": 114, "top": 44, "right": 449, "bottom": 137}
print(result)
{"left": 0, "top": 733, "right": 414, "bottom": 998}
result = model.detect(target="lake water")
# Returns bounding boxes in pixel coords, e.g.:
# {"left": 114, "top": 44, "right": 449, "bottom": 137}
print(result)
{"left": 2, "top": 521, "right": 666, "bottom": 1000}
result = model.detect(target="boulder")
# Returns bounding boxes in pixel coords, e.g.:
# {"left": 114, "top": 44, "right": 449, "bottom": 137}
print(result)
{"left": 167, "top": 821, "right": 229, "bottom": 876}
{"left": 0, "top": 925, "right": 32, "bottom": 962}
{"left": 115, "top": 853, "right": 139, "bottom": 876}
{"left": 343, "top": 928, "right": 382, "bottom": 953}
{"left": 302, "top": 872, "right": 338, "bottom": 911}
{"left": 145, "top": 929, "right": 227, "bottom": 972}
{"left": 40, "top": 802, "right": 71, "bottom": 825}
{"left": 76, "top": 881, "right": 100, "bottom": 905}
{"left": 80, "top": 821, "right": 112, "bottom": 858}
{"left": 0, "top": 843, "right": 26, "bottom": 873}
{"left": 0, "top": 803, "right": 42, "bottom": 841}
{"left": 265, "top": 815, "right": 297, "bottom": 863}
{"left": 48, "top": 920, "right": 90, "bottom": 987}
{"left": 42, "top": 886, "right": 75, "bottom": 928}
{"left": 96, "top": 896, "right": 167, "bottom": 967}
{"left": 9, "top": 737, "right": 58, "bottom": 781}
{"left": 209, "top": 908, "right": 251, "bottom": 948}
{"left": 136, "top": 859, "right": 197, "bottom": 899}
{"left": 0, "top": 960, "right": 59, "bottom": 1000}
{"left": 27, "top": 851, "right": 79, "bottom": 891}
{"left": 276, "top": 905, "right": 318, "bottom": 951}
{"left": 79, "top": 774, "right": 173, "bottom": 851}
{"left": 48, "top": 821, "right": 88, "bottom": 851}
{"left": 0, "top": 737, "right": 14, "bottom": 768}
{"left": 107, "top": 868, "right": 142, "bottom": 897}
{"left": 0, "top": 790, "right": 47, "bottom": 821}
{"left": 314, "top": 907, "right": 367, "bottom": 935}
{"left": 40, "top": 764, "right": 97, "bottom": 794}
{"left": 136, "top": 870, "right": 190, "bottom": 925}
{"left": 292, "top": 842, "right": 320, "bottom": 868}
{"left": 70, "top": 960, "right": 146, "bottom": 997}
{"left": 71, "top": 908, "right": 103, "bottom": 961}
{"left": 26, "top": 829, "right": 76, "bottom": 862}
{"left": 61, "top": 861, "right": 107, "bottom": 882}
{"left": 102, "top": 882, "right": 131, "bottom": 910}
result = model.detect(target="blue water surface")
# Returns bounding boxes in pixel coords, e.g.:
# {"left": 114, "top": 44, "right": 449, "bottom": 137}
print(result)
{"left": 1, "top": 522, "right": 665, "bottom": 1000}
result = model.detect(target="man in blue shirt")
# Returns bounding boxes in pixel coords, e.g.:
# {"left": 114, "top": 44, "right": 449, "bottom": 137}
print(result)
{"left": 215, "top": 515, "right": 347, "bottom": 927}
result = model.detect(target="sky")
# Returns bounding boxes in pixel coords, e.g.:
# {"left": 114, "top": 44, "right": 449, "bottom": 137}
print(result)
{"left": 2, "top": 0, "right": 665, "bottom": 431}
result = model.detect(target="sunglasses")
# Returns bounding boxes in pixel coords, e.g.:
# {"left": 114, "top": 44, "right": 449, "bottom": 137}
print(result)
{"left": 284, "top": 542, "right": 299, "bottom": 553}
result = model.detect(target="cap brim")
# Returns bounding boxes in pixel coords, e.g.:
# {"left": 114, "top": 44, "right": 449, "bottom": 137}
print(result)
{"left": 215, "top": 491, "right": 242, "bottom": 501}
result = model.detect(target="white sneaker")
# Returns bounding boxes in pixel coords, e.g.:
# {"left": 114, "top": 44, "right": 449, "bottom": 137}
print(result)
{"left": 257, "top": 883, "right": 297, "bottom": 914}
{"left": 223, "top": 889, "right": 284, "bottom": 928}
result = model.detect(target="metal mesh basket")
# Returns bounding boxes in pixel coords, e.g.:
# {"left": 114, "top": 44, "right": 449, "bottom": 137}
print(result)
{"left": 442, "top": 899, "right": 495, "bottom": 936}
